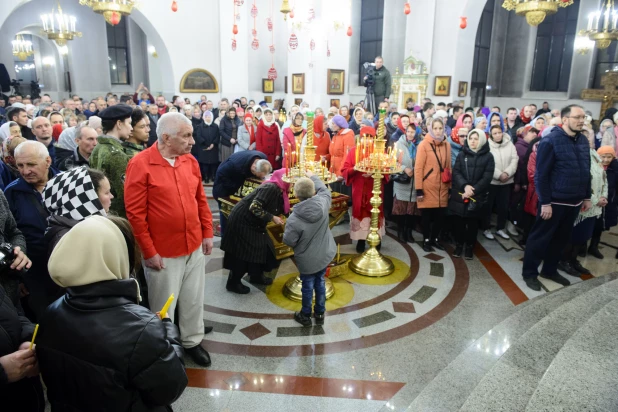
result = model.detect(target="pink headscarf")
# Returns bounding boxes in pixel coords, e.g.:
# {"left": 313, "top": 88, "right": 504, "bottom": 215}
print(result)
{"left": 261, "top": 169, "right": 291, "bottom": 213}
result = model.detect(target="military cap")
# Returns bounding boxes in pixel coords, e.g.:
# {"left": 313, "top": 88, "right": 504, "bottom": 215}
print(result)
{"left": 98, "top": 104, "right": 133, "bottom": 121}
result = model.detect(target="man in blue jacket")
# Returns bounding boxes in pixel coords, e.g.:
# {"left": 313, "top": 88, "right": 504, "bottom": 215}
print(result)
{"left": 212, "top": 150, "right": 271, "bottom": 235}
{"left": 521, "top": 105, "right": 592, "bottom": 291}
{"left": 4, "top": 140, "right": 60, "bottom": 320}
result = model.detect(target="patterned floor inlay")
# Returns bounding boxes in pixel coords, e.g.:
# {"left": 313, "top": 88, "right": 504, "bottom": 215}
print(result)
{"left": 239, "top": 323, "right": 271, "bottom": 340}
{"left": 352, "top": 310, "right": 396, "bottom": 328}
{"left": 276, "top": 325, "right": 326, "bottom": 337}
{"left": 409, "top": 286, "right": 437, "bottom": 303}
{"left": 392, "top": 302, "right": 416, "bottom": 313}
{"left": 423, "top": 253, "right": 444, "bottom": 262}
{"left": 204, "top": 320, "right": 236, "bottom": 334}
{"left": 429, "top": 262, "right": 444, "bottom": 277}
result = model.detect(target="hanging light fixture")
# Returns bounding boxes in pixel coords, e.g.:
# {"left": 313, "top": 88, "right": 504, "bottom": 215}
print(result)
{"left": 79, "top": 0, "right": 136, "bottom": 26}
{"left": 581, "top": 0, "right": 618, "bottom": 50}
{"left": 12, "top": 34, "right": 34, "bottom": 61}
{"left": 575, "top": 30, "right": 595, "bottom": 54}
{"left": 280, "top": 0, "right": 291, "bottom": 20}
{"left": 502, "top": 0, "right": 574, "bottom": 26}
{"left": 41, "top": 1, "right": 82, "bottom": 46}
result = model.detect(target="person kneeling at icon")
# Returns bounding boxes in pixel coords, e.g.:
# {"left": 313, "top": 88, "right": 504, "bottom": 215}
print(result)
{"left": 283, "top": 172, "right": 336, "bottom": 327}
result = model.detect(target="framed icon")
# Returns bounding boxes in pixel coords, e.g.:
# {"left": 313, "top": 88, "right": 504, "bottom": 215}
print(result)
{"left": 327, "top": 69, "right": 345, "bottom": 95}
{"left": 294, "top": 98, "right": 303, "bottom": 105}
{"left": 179, "top": 68, "right": 219, "bottom": 93}
{"left": 458, "top": 81, "right": 468, "bottom": 97}
{"left": 292, "top": 73, "right": 305, "bottom": 94}
{"left": 330, "top": 99, "right": 340, "bottom": 108}
{"left": 433, "top": 76, "right": 451, "bottom": 97}
{"left": 262, "top": 78, "right": 274, "bottom": 93}
{"left": 264, "top": 96, "right": 272, "bottom": 103}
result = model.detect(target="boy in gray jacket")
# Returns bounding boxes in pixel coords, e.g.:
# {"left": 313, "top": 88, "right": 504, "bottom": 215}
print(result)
{"left": 283, "top": 171, "right": 336, "bottom": 327}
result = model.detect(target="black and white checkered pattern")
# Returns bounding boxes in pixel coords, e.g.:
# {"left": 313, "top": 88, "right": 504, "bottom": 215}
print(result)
{"left": 43, "top": 166, "right": 106, "bottom": 220}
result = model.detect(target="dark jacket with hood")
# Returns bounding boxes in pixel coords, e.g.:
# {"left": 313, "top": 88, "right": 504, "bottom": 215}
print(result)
{"left": 212, "top": 150, "right": 267, "bottom": 200}
{"left": 535, "top": 127, "right": 592, "bottom": 206}
{"left": 282, "top": 175, "right": 336, "bottom": 274}
{"left": 448, "top": 140, "right": 494, "bottom": 218}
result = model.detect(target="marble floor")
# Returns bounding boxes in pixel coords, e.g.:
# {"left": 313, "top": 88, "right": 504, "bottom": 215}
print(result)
{"left": 176, "top": 186, "right": 618, "bottom": 411}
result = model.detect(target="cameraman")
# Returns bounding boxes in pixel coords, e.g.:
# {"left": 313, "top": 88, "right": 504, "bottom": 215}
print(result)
{"left": 364, "top": 56, "right": 392, "bottom": 111}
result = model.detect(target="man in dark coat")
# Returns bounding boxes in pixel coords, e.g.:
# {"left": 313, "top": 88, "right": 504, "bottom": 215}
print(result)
{"left": 4, "top": 141, "right": 60, "bottom": 320}
{"left": 521, "top": 105, "right": 592, "bottom": 291}
{"left": 147, "top": 104, "right": 160, "bottom": 147}
{"left": 505, "top": 107, "right": 524, "bottom": 142}
{"left": 6, "top": 107, "right": 35, "bottom": 141}
{"left": 213, "top": 150, "right": 272, "bottom": 235}
{"left": 364, "top": 56, "right": 392, "bottom": 111}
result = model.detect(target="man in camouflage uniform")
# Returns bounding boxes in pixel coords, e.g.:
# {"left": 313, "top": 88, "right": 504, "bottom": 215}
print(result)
{"left": 121, "top": 108, "right": 150, "bottom": 158}
{"left": 89, "top": 105, "right": 133, "bottom": 217}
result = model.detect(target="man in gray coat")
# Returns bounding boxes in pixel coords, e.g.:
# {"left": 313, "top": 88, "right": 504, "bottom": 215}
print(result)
{"left": 282, "top": 172, "right": 336, "bottom": 327}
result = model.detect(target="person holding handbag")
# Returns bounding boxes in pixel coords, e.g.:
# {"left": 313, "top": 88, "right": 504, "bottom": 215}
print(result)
{"left": 392, "top": 124, "right": 421, "bottom": 243}
{"left": 449, "top": 129, "right": 495, "bottom": 259}
{"left": 414, "top": 118, "right": 452, "bottom": 252}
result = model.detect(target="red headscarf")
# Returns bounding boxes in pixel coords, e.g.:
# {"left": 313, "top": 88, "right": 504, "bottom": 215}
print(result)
{"left": 52, "top": 124, "right": 63, "bottom": 142}
{"left": 455, "top": 113, "right": 474, "bottom": 129}
{"left": 451, "top": 126, "right": 462, "bottom": 145}
{"left": 244, "top": 113, "right": 255, "bottom": 143}
{"left": 360, "top": 126, "right": 376, "bottom": 136}
{"left": 519, "top": 106, "right": 531, "bottom": 125}
{"left": 314, "top": 115, "right": 324, "bottom": 135}
{"left": 261, "top": 169, "right": 291, "bottom": 213}
{"left": 396, "top": 117, "right": 406, "bottom": 133}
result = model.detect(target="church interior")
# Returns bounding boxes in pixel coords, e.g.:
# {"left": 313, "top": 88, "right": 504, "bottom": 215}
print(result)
{"left": 1, "top": 0, "right": 618, "bottom": 411}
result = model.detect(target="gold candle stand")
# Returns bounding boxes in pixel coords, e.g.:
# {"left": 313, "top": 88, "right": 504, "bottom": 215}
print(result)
{"left": 349, "top": 109, "right": 402, "bottom": 277}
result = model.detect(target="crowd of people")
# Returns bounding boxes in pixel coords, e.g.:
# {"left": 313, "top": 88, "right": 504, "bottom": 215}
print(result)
{"left": 0, "top": 82, "right": 617, "bottom": 410}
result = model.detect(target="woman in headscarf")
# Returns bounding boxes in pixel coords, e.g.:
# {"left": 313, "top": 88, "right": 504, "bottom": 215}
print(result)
{"left": 219, "top": 107, "right": 242, "bottom": 163}
{"left": 455, "top": 112, "right": 475, "bottom": 131}
{"left": 256, "top": 108, "right": 282, "bottom": 169}
{"left": 474, "top": 115, "right": 487, "bottom": 132}
{"left": 597, "top": 119, "right": 614, "bottom": 149}
{"left": 558, "top": 130, "right": 608, "bottom": 277}
{"left": 348, "top": 107, "right": 365, "bottom": 136}
{"left": 43, "top": 167, "right": 112, "bottom": 254}
{"left": 329, "top": 114, "right": 355, "bottom": 197}
{"left": 530, "top": 115, "right": 545, "bottom": 130}
{"left": 192, "top": 110, "right": 220, "bottom": 183}
{"left": 215, "top": 109, "right": 227, "bottom": 126}
{"left": 389, "top": 114, "right": 410, "bottom": 146}
{"left": 341, "top": 126, "right": 388, "bottom": 253}
{"left": 519, "top": 105, "right": 533, "bottom": 125}
{"left": 339, "top": 105, "right": 351, "bottom": 123}
{"left": 282, "top": 112, "right": 306, "bottom": 153}
{"left": 449, "top": 129, "right": 494, "bottom": 259}
{"left": 237, "top": 113, "right": 257, "bottom": 153}
{"left": 448, "top": 126, "right": 468, "bottom": 167}
{"left": 282, "top": 105, "right": 301, "bottom": 129}
{"left": 190, "top": 106, "right": 202, "bottom": 129}
{"left": 52, "top": 124, "right": 63, "bottom": 143}
{"left": 393, "top": 124, "right": 422, "bottom": 243}
{"left": 300, "top": 115, "right": 331, "bottom": 167}
{"left": 221, "top": 169, "right": 289, "bottom": 293}
{"left": 601, "top": 112, "right": 618, "bottom": 150}
{"left": 414, "top": 118, "right": 452, "bottom": 252}
{"left": 37, "top": 216, "right": 188, "bottom": 411}
{"left": 385, "top": 112, "right": 400, "bottom": 142}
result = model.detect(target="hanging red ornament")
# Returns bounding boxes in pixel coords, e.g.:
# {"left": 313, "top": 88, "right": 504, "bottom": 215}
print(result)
{"left": 233, "top": 24, "right": 239, "bottom": 35}
{"left": 290, "top": 9, "right": 295, "bottom": 19}
{"left": 268, "top": 66, "right": 278, "bottom": 80}
{"left": 404, "top": 2, "right": 410, "bottom": 15}
{"left": 288, "top": 33, "right": 298, "bottom": 50}
{"left": 252, "top": 28, "right": 257, "bottom": 37}
{"left": 266, "top": 17, "right": 273, "bottom": 31}
{"left": 459, "top": 16, "right": 467, "bottom": 29}
{"left": 251, "top": 38, "right": 260, "bottom": 50}
{"left": 171, "top": 0, "right": 178, "bottom": 12}
{"left": 310, "top": 38, "right": 315, "bottom": 51}
{"left": 251, "top": 4, "right": 258, "bottom": 18}
{"left": 269, "top": 44, "right": 275, "bottom": 53}
{"left": 232, "top": 38, "right": 237, "bottom": 51}
{"left": 346, "top": 26, "right": 353, "bottom": 36}
{"left": 234, "top": 0, "right": 244, "bottom": 5}
{"left": 110, "top": 11, "right": 120, "bottom": 25}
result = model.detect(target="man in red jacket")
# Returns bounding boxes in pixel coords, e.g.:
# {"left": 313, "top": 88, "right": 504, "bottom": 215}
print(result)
{"left": 125, "top": 113, "right": 214, "bottom": 367}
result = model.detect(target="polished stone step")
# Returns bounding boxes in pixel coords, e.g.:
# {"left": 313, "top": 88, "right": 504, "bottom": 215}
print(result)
{"left": 403, "top": 273, "right": 618, "bottom": 412}
{"left": 525, "top": 297, "right": 618, "bottom": 412}
{"left": 459, "top": 276, "right": 618, "bottom": 412}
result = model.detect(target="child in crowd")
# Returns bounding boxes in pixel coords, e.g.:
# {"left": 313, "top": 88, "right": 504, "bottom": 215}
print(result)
{"left": 283, "top": 171, "right": 336, "bottom": 327}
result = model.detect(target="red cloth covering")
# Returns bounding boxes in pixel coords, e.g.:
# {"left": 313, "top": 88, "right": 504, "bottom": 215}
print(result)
{"left": 313, "top": 115, "right": 331, "bottom": 165}
{"left": 124, "top": 143, "right": 213, "bottom": 259}
{"left": 340, "top": 147, "right": 388, "bottom": 223}
{"left": 256, "top": 119, "right": 282, "bottom": 169}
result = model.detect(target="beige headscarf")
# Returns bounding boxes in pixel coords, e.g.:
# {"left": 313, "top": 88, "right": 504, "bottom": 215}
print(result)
{"left": 48, "top": 215, "right": 130, "bottom": 288}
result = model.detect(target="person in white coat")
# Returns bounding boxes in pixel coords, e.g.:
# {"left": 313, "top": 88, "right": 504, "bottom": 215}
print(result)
{"left": 484, "top": 124, "right": 519, "bottom": 239}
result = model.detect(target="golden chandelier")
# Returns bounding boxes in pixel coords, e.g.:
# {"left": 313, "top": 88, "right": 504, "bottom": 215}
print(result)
{"left": 580, "top": 0, "right": 618, "bottom": 50}
{"left": 79, "top": 0, "right": 137, "bottom": 26}
{"left": 40, "top": 1, "right": 82, "bottom": 47}
{"left": 502, "top": 0, "right": 574, "bottom": 26}
{"left": 12, "top": 34, "right": 34, "bottom": 61}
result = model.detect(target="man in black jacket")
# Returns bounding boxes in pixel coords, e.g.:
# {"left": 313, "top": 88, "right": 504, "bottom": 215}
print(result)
{"left": 147, "top": 104, "right": 160, "bottom": 147}
{"left": 213, "top": 150, "right": 272, "bottom": 235}
{"left": 6, "top": 107, "right": 34, "bottom": 140}
{"left": 505, "top": 107, "right": 524, "bottom": 142}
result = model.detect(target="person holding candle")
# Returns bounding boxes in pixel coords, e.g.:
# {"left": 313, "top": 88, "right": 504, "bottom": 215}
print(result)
{"left": 341, "top": 126, "right": 389, "bottom": 253}
{"left": 414, "top": 118, "right": 452, "bottom": 252}
{"left": 256, "top": 108, "right": 283, "bottom": 169}
{"left": 283, "top": 172, "right": 336, "bottom": 327}
{"left": 36, "top": 216, "right": 188, "bottom": 411}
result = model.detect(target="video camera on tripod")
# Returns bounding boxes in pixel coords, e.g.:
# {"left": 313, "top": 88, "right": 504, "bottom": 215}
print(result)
{"left": 363, "top": 62, "right": 377, "bottom": 114}
{"left": 10, "top": 79, "right": 22, "bottom": 95}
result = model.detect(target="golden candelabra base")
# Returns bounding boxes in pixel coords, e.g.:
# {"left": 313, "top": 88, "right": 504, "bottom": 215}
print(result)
{"left": 282, "top": 274, "right": 335, "bottom": 302}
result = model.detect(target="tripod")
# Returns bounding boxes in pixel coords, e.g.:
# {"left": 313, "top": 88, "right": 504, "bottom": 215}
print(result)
{"left": 364, "top": 86, "right": 376, "bottom": 116}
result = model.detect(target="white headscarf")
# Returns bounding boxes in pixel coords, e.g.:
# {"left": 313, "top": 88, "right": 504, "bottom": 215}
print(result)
{"left": 57, "top": 126, "right": 77, "bottom": 150}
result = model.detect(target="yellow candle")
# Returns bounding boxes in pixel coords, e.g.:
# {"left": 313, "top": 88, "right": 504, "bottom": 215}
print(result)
{"left": 160, "top": 293, "right": 175, "bottom": 319}
{"left": 29, "top": 324, "right": 39, "bottom": 350}
{"left": 337, "top": 244, "right": 340, "bottom": 263}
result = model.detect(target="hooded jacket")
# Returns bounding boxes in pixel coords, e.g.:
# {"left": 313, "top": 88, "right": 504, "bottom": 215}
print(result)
{"left": 488, "top": 134, "right": 518, "bottom": 185}
{"left": 37, "top": 216, "right": 188, "bottom": 412}
{"left": 282, "top": 176, "right": 336, "bottom": 274}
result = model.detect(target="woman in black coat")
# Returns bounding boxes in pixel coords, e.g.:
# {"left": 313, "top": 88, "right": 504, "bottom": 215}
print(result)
{"left": 219, "top": 107, "right": 242, "bottom": 164}
{"left": 221, "top": 169, "right": 289, "bottom": 294}
{"left": 448, "top": 129, "right": 495, "bottom": 259}
{"left": 37, "top": 216, "right": 187, "bottom": 412}
{"left": 192, "top": 110, "right": 220, "bottom": 183}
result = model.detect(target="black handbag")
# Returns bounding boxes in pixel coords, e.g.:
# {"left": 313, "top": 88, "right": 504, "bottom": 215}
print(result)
{"left": 391, "top": 172, "right": 411, "bottom": 184}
